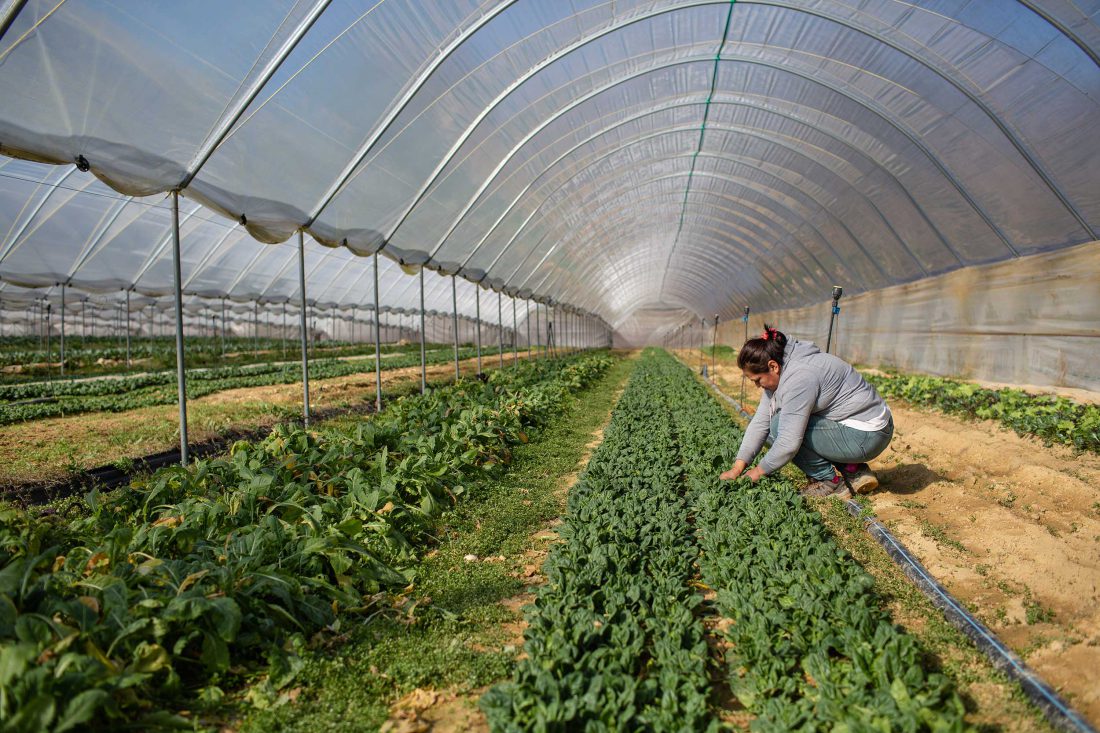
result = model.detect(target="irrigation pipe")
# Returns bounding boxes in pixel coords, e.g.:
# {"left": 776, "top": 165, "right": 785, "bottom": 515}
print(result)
{"left": 697, "top": 370, "right": 1097, "bottom": 733}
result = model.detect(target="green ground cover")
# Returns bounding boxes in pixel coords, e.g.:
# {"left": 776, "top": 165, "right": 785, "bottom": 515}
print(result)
{"left": 0, "top": 353, "right": 611, "bottom": 731}
{"left": 0, "top": 346, "right": 506, "bottom": 425}
{"left": 486, "top": 350, "right": 969, "bottom": 731}
{"left": 863, "top": 372, "right": 1099, "bottom": 453}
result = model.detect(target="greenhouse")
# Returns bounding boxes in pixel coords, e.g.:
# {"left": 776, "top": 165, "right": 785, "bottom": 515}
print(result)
{"left": 0, "top": 1, "right": 1097, "bottom": 731}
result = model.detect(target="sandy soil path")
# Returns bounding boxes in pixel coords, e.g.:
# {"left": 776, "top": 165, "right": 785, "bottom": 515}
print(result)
{"left": 866, "top": 405, "right": 1100, "bottom": 724}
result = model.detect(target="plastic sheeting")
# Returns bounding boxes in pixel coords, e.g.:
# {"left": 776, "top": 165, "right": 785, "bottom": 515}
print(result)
{"left": 717, "top": 241, "right": 1100, "bottom": 392}
{"left": 0, "top": 1, "right": 1098, "bottom": 352}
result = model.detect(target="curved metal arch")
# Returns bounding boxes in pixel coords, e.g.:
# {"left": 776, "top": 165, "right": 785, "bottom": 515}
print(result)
{"left": 476, "top": 120, "right": 946, "bottom": 282}
{"left": 180, "top": 225, "right": 245, "bottom": 290}
{"left": 538, "top": 208, "right": 792, "bottom": 311}
{"left": 738, "top": 0, "right": 1095, "bottom": 238}
{"left": 471, "top": 124, "right": 837, "bottom": 284}
{"left": 127, "top": 203, "right": 210, "bottom": 288}
{"left": 1014, "top": 0, "right": 1100, "bottom": 68}
{"left": 0, "top": 166, "right": 82, "bottom": 266}
{"left": 498, "top": 169, "right": 839, "bottom": 309}
{"left": 369, "top": 0, "right": 1033, "bottom": 259}
{"left": 484, "top": 132, "right": 854, "bottom": 291}
{"left": 498, "top": 174, "right": 808, "bottom": 306}
{"left": 499, "top": 148, "right": 882, "bottom": 291}
{"left": 62, "top": 192, "right": 138, "bottom": 283}
{"left": 304, "top": 1, "right": 520, "bottom": 224}
{"left": 439, "top": 92, "right": 963, "bottom": 273}
{"left": 555, "top": 228, "right": 776, "bottom": 314}
{"left": 179, "top": 0, "right": 335, "bottom": 189}
{"left": 531, "top": 229, "right": 771, "bottom": 317}
{"left": 504, "top": 188, "right": 807, "bottom": 303}
{"left": 419, "top": 0, "right": 1081, "bottom": 280}
{"left": 417, "top": 53, "right": 1015, "bottom": 277}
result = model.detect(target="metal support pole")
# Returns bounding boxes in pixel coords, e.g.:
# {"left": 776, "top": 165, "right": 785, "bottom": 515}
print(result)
{"left": 475, "top": 287, "right": 482, "bottom": 375}
{"left": 59, "top": 285, "right": 65, "bottom": 377}
{"left": 497, "top": 291, "right": 504, "bottom": 369}
{"left": 297, "top": 231, "right": 311, "bottom": 426}
{"left": 711, "top": 314, "right": 719, "bottom": 376}
{"left": 535, "top": 302, "right": 541, "bottom": 359}
{"left": 451, "top": 275, "right": 460, "bottom": 381}
{"left": 125, "top": 289, "right": 131, "bottom": 369}
{"left": 253, "top": 300, "right": 259, "bottom": 353}
{"left": 170, "top": 191, "right": 189, "bottom": 465}
{"left": 511, "top": 296, "right": 517, "bottom": 365}
{"left": 699, "top": 320, "right": 705, "bottom": 374}
{"left": 526, "top": 300, "right": 532, "bottom": 360}
{"left": 221, "top": 298, "right": 227, "bottom": 357}
{"left": 419, "top": 268, "right": 427, "bottom": 394}
{"left": 45, "top": 302, "right": 51, "bottom": 381}
{"left": 372, "top": 251, "right": 382, "bottom": 412}
{"left": 281, "top": 301, "right": 287, "bottom": 359}
{"left": 81, "top": 300, "right": 86, "bottom": 348}
{"left": 740, "top": 306, "right": 750, "bottom": 405}
{"left": 825, "top": 285, "right": 843, "bottom": 354}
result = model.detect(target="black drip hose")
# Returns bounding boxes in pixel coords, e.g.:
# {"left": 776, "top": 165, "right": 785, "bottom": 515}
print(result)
{"left": 699, "top": 373, "right": 1097, "bottom": 733}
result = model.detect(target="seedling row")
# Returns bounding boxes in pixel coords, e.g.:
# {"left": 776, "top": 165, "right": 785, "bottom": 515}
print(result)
{"left": 486, "top": 350, "right": 967, "bottom": 731}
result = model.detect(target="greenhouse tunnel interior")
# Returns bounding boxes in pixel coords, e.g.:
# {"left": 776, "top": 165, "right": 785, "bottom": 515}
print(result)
{"left": 0, "top": 0, "right": 1097, "bottom": 391}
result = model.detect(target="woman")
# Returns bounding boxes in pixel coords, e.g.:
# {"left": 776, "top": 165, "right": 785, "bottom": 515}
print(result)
{"left": 719, "top": 325, "right": 893, "bottom": 498}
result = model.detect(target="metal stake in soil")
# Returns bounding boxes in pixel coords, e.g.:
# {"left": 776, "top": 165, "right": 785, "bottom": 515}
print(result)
{"left": 825, "top": 285, "right": 843, "bottom": 354}
{"left": 740, "top": 306, "right": 749, "bottom": 406}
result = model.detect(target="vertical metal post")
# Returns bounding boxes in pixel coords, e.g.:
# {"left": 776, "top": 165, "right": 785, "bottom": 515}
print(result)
{"left": 297, "top": 231, "right": 311, "bottom": 427}
{"left": 511, "top": 295, "right": 518, "bottom": 366}
{"left": 81, "top": 299, "right": 86, "bottom": 348}
{"left": 475, "top": 287, "right": 482, "bottom": 375}
{"left": 372, "top": 251, "right": 382, "bottom": 412}
{"left": 170, "top": 191, "right": 189, "bottom": 465}
{"left": 825, "top": 286, "right": 843, "bottom": 354}
{"left": 711, "top": 314, "right": 719, "bottom": 376}
{"left": 535, "top": 302, "right": 541, "bottom": 359}
{"left": 281, "top": 301, "right": 287, "bottom": 359}
{"left": 497, "top": 291, "right": 504, "bottom": 369}
{"left": 45, "top": 302, "right": 52, "bottom": 381}
{"left": 125, "top": 289, "right": 131, "bottom": 369}
{"left": 526, "top": 300, "right": 531, "bottom": 360}
{"left": 419, "top": 267, "right": 427, "bottom": 394}
{"left": 221, "top": 298, "right": 227, "bottom": 357}
{"left": 451, "top": 275, "right": 460, "bottom": 381}
{"left": 699, "top": 320, "right": 705, "bottom": 373}
{"left": 253, "top": 300, "right": 259, "bottom": 353}
{"left": 59, "top": 284, "right": 66, "bottom": 377}
{"left": 740, "top": 306, "right": 750, "bottom": 405}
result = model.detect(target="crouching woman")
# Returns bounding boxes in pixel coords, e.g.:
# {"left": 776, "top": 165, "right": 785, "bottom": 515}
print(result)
{"left": 719, "top": 325, "right": 893, "bottom": 498}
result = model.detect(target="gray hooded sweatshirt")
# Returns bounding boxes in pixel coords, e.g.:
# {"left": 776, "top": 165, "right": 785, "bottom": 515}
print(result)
{"left": 735, "top": 338, "right": 891, "bottom": 475}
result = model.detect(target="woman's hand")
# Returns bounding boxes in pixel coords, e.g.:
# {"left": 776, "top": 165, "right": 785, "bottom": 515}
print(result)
{"left": 719, "top": 460, "right": 747, "bottom": 481}
{"left": 744, "top": 466, "right": 766, "bottom": 482}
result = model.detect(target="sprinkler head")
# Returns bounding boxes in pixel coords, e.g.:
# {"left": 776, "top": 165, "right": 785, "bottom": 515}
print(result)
{"left": 831, "top": 285, "right": 844, "bottom": 301}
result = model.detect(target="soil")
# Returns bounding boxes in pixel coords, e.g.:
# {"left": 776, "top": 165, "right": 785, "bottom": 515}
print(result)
{"left": 865, "top": 403, "right": 1100, "bottom": 725}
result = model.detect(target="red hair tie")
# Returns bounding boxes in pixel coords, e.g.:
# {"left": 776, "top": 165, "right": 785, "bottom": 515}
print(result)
{"left": 761, "top": 328, "right": 771, "bottom": 341}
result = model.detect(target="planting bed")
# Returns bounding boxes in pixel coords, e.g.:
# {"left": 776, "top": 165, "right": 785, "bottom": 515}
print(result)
{"left": 0, "top": 345, "right": 504, "bottom": 425}
{"left": 0, "top": 353, "right": 611, "bottom": 731}
{"left": 485, "top": 350, "right": 968, "bottom": 731}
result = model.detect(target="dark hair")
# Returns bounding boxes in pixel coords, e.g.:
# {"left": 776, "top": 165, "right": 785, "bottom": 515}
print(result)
{"left": 737, "top": 324, "right": 787, "bottom": 373}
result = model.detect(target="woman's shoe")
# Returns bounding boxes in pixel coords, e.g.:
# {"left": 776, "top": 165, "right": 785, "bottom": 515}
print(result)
{"left": 841, "top": 463, "right": 879, "bottom": 494}
{"left": 800, "top": 475, "right": 851, "bottom": 499}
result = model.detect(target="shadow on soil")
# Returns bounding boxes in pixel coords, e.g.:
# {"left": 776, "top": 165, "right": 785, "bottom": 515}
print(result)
{"left": 875, "top": 462, "right": 944, "bottom": 495}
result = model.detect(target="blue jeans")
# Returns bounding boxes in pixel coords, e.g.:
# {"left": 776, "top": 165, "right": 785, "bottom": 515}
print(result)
{"left": 769, "top": 414, "right": 894, "bottom": 481}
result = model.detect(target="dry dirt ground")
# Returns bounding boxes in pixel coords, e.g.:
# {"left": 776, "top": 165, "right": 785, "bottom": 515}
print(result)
{"left": 675, "top": 348, "right": 1099, "bottom": 726}
{"left": 867, "top": 404, "right": 1100, "bottom": 725}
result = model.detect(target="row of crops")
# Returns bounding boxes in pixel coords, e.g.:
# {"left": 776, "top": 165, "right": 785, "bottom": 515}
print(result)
{"left": 484, "top": 350, "right": 967, "bottom": 730}
{"left": 0, "top": 346, "right": 507, "bottom": 425}
{"left": 0, "top": 352, "right": 613, "bottom": 731}
{"left": 0, "top": 336, "right": 422, "bottom": 378}
{"left": 864, "top": 372, "right": 1100, "bottom": 453}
